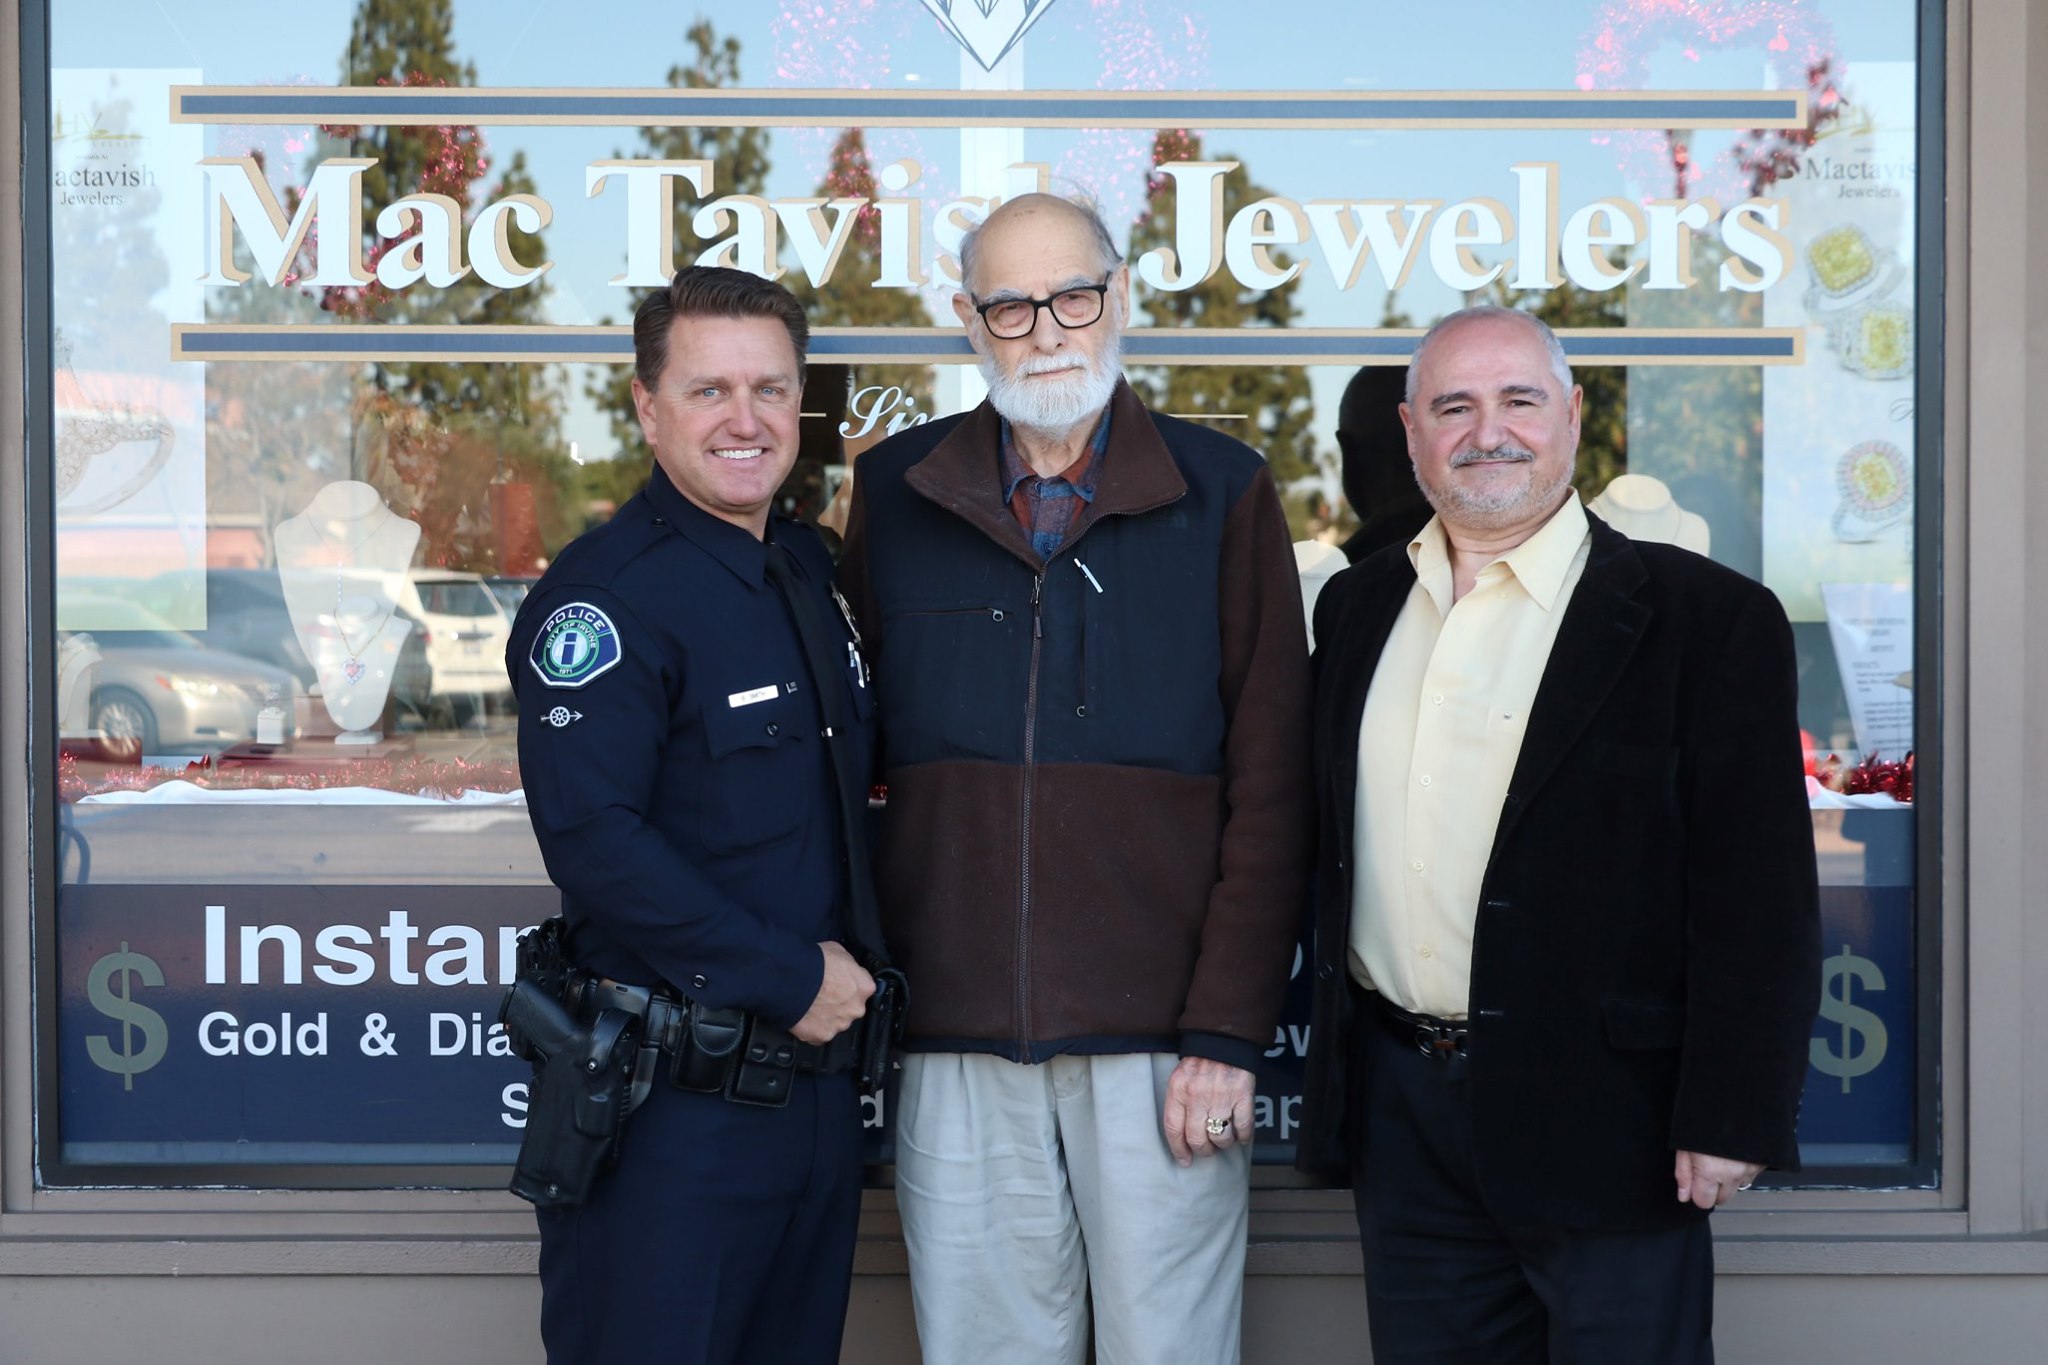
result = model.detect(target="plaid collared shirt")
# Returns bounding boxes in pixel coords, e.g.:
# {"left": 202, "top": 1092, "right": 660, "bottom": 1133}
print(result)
{"left": 999, "top": 409, "right": 1112, "bottom": 562}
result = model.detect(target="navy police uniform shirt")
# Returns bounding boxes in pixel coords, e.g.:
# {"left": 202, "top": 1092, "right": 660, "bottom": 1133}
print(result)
{"left": 507, "top": 462, "right": 873, "bottom": 1029}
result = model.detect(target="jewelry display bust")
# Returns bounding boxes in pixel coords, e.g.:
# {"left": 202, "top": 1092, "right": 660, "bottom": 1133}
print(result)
{"left": 1588, "top": 474, "right": 1712, "bottom": 556}
{"left": 274, "top": 481, "right": 422, "bottom": 743}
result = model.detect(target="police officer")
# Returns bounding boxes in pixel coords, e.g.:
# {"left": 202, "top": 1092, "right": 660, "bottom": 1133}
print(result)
{"left": 509, "top": 266, "right": 877, "bottom": 1365}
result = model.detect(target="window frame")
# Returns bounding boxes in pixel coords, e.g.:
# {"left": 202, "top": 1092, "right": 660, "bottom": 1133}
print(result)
{"left": 17, "top": 0, "right": 1950, "bottom": 1197}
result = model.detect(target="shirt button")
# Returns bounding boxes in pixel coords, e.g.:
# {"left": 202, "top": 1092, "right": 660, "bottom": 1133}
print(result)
{"left": 1432, "top": 694, "right": 1445, "bottom": 705}
{"left": 1419, "top": 775, "right": 1432, "bottom": 788}
{"left": 1416, "top": 945, "right": 1435, "bottom": 959}
{"left": 1411, "top": 860, "right": 1424, "bottom": 873}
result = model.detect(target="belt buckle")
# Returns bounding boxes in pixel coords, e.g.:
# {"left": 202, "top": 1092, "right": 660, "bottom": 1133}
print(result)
{"left": 1412, "top": 1022, "right": 1466, "bottom": 1058}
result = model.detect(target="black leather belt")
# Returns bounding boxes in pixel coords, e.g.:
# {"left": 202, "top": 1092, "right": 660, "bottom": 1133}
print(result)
{"left": 1371, "top": 992, "right": 1470, "bottom": 1059}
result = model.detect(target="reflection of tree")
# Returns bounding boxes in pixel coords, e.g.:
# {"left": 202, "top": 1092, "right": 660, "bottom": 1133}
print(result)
{"left": 585, "top": 21, "right": 772, "bottom": 461}
{"left": 1125, "top": 131, "right": 1317, "bottom": 535}
{"left": 576, "top": 454, "right": 657, "bottom": 535}
{"left": 205, "top": 224, "right": 354, "bottom": 531}
{"left": 1622, "top": 241, "right": 1765, "bottom": 577}
{"left": 351, "top": 390, "right": 559, "bottom": 571}
{"left": 782, "top": 125, "right": 935, "bottom": 493}
{"left": 323, "top": 1, "right": 558, "bottom": 420}
{"left": 1610, "top": 71, "right": 1822, "bottom": 581}
{"left": 238, "top": 0, "right": 580, "bottom": 574}
{"left": 1733, "top": 60, "right": 1846, "bottom": 197}
{"left": 1469, "top": 279, "right": 1629, "bottom": 498}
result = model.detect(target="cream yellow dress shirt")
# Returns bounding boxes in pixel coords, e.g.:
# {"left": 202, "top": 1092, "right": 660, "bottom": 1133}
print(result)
{"left": 1348, "top": 495, "right": 1593, "bottom": 1019}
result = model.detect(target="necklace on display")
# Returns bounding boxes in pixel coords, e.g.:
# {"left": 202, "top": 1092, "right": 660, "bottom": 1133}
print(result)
{"left": 310, "top": 505, "right": 397, "bottom": 686}
{"left": 330, "top": 572, "right": 398, "bottom": 684}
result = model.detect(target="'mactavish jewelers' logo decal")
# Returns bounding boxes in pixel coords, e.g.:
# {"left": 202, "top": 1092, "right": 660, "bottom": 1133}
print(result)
{"left": 918, "top": 0, "right": 1061, "bottom": 71}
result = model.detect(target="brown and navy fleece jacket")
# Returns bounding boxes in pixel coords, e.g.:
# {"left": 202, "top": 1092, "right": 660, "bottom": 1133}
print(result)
{"left": 838, "top": 380, "right": 1313, "bottom": 1074}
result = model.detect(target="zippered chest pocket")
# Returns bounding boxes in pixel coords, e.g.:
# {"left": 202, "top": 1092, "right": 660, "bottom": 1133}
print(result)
{"left": 889, "top": 604, "right": 1010, "bottom": 624}
{"left": 875, "top": 602, "right": 1025, "bottom": 762}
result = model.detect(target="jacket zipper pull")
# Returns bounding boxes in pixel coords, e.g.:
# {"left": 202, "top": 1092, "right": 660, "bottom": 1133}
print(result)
{"left": 1031, "top": 575, "right": 1043, "bottom": 640}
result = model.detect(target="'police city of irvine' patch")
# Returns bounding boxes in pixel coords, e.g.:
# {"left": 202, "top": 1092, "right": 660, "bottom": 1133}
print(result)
{"left": 529, "top": 603, "right": 622, "bottom": 688}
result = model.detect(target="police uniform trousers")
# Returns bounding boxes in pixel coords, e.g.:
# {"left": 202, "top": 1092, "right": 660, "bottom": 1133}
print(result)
{"left": 537, "top": 1069, "right": 862, "bottom": 1365}
{"left": 1348, "top": 996, "right": 1715, "bottom": 1365}
{"left": 894, "top": 1051, "right": 1251, "bottom": 1365}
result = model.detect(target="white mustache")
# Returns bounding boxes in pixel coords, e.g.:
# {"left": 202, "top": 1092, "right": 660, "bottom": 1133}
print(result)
{"left": 1450, "top": 443, "right": 1536, "bottom": 468}
{"left": 1015, "top": 355, "right": 1087, "bottom": 377}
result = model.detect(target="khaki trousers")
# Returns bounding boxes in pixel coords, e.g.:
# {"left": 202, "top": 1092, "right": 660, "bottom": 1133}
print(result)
{"left": 894, "top": 1051, "right": 1252, "bottom": 1365}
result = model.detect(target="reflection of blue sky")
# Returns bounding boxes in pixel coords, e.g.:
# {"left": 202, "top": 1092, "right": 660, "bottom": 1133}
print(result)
{"left": 59, "top": 0, "right": 1919, "bottom": 466}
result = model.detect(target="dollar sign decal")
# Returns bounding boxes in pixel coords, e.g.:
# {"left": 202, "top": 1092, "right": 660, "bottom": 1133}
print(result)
{"left": 1810, "top": 944, "right": 1888, "bottom": 1094}
{"left": 85, "top": 941, "right": 168, "bottom": 1091}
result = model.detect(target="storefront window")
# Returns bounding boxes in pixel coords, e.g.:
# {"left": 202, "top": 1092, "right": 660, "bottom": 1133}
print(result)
{"left": 35, "top": 0, "right": 1935, "bottom": 1184}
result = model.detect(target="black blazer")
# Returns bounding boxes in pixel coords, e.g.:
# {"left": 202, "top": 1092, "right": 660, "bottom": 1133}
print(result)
{"left": 1297, "top": 513, "right": 1822, "bottom": 1231}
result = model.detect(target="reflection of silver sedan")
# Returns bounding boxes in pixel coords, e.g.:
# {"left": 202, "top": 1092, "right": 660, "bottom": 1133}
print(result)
{"left": 86, "top": 629, "right": 302, "bottom": 761}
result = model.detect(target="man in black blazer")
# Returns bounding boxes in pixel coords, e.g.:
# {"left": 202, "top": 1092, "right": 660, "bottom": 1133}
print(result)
{"left": 1298, "top": 306, "right": 1821, "bottom": 1364}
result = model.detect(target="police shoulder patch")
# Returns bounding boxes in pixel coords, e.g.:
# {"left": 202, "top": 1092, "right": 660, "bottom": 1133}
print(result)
{"left": 528, "top": 602, "right": 623, "bottom": 689}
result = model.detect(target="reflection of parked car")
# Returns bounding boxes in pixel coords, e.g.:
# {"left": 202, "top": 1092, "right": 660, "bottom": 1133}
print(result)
{"left": 400, "top": 570, "right": 515, "bottom": 711}
{"left": 190, "top": 568, "right": 435, "bottom": 723}
{"left": 87, "top": 627, "right": 303, "bottom": 762}
{"left": 484, "top": 575, "right": 537, "bottom": 619}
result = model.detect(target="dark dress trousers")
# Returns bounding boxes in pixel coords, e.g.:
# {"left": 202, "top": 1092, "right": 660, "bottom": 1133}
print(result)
{"left": 1297, "top": 514, "right": 1822, "bottom": 1358}
{"left": 510, "top": 465, "right": 873, "bottom": 1365}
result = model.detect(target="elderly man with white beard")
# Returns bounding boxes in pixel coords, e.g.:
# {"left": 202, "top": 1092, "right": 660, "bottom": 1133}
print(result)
{"left": 838, "top": 193, "right": 1312, "bottom": 1365}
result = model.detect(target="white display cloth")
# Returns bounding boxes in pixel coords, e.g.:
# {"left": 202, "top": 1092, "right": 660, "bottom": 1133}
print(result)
{"left": 78, "top": 781, "right": 527, "bottom": 806}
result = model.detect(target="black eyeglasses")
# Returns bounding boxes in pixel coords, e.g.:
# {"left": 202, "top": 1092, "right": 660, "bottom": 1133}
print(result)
{"left": 972, "top": 279, "right": 1112, "bottom": 339}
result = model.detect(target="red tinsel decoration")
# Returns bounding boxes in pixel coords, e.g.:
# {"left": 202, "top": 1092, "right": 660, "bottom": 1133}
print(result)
{"left": 1812, "top": 750, "right": 1913, "bottom": 804}
{"left": 60, "top": 749, "right": 523, "bottom": 804}
{"left": 298, "top": 71, "right": 492, "bottom": 317}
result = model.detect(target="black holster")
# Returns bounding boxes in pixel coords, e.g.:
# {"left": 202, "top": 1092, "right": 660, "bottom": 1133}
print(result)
{"left": 499, "top": 967, "right": 641, "bottom": 1209}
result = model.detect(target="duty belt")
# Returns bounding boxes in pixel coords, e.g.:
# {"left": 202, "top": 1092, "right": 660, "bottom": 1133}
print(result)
{"left": 577, "top": 976, "right": 858, "bottom": 1112}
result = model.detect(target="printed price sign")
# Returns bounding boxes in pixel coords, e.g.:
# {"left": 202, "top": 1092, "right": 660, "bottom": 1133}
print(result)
{"left": 58, "top": 884, "right": 1321, "bottom": 1173}
{"left": 59, "top": 884, "right": 555, "bottom": 1166}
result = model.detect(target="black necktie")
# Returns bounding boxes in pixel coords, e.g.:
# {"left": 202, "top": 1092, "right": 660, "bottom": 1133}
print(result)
{"left": 761, "top": 541, "right": 889, "bottom": 969}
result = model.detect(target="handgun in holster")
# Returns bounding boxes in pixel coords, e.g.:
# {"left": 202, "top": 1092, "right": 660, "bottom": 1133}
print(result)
{"left": 498, "top": 975, "right": 641, "bottom": 1209}
{"left": 858, "top": 966, "right": 909, "bottom": 1095}
{"left": 512, "top": 914, "right": 578, "bottom": 1010}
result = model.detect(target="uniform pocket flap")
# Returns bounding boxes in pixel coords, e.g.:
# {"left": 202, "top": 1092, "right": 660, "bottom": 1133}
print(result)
{"left": 1602, "top": 998, "right": 1686, "bottom": 1050}
{"left": 702, "top": 692, "right": 803, "bottom": 759}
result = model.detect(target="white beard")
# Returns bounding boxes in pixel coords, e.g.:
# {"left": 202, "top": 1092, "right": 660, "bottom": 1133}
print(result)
{"left": 981, "top": 336, "right": 1123, "bottom": 436}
